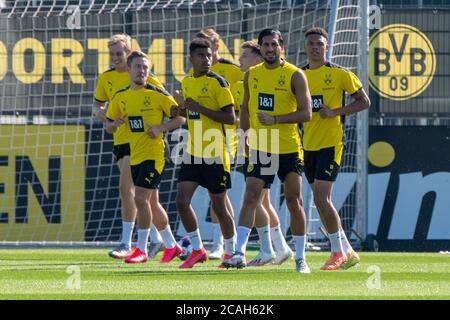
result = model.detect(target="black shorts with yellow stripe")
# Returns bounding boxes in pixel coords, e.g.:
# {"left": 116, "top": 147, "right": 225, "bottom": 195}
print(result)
{"left": 245, "top": 150, "right": 304, "bottom": 188}
{"left": 112, "top": 143, "right": 130, "bottom": 162}
{"left": 131, "top": 160, "right": 163, "bottom": 189}
{"left": 304, "top": 145, "right": 343, "bottom": 184}
{"left": 178, "top": 156, "right": 231, "bottom": 194}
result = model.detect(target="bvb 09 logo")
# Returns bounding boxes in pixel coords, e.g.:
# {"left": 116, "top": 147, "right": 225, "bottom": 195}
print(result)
{"left": 369, "top": 24, "right": 436, "bottom": 101}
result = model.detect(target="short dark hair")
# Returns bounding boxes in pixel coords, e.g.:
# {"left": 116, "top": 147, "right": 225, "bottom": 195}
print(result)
{"left": 305, "top": 27, "right": 328, "bottom": 40}
{"left": 257, "top": 28, "right": 284, "bottom": 46}
{"left": 189, "top": 38, "right": 211, "bottom": 55}
{"left": 127, "top": 51, "right": 148, "bottom": 67}
{"left": 241, "top": 40, "right": 261, "bottom": 57}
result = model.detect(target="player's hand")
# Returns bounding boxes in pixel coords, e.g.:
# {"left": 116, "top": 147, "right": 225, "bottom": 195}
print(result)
{"left": 147, "top": 125, "right": 162, "bottom": 138}
{"left": 170, "top": 105, "right": 181, "bottom": 117}
{"left": 173, "top": 90, "right": 185, "bottom": 108}
{"left": 113, "top": 113, "right": 127, "bottom": 128}
{"left": 257, "top": 112, "right": 276, "bottom": 125}
{"left": 318, "top": 104, "right": 336, "bottom": 118}
{"left": 94, "top": 107, "right": 107, "bottom": 123}
{"left": 185, "top": 98, "right": 202, "bottom": 113}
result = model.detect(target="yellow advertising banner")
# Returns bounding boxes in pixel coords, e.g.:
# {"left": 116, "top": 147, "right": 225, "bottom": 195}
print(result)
{"left": 0, "top": 125, "right": 85, "bottom": 241}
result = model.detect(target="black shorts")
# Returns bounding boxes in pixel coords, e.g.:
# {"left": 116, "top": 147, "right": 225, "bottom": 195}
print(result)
{"left": 304, "top": 146, "right": 342, "bottom": 184}
{"left": 131, "top": 160, "right": 162, "bottom": 189}
{"left": 178, "top": 156, "right": 231, "bottom": 194}
{"left": 245, "top": 150, "right": 304, "bottom": 188}
{"left": 237, "top": 157, "right": 270, "bottom": 189}
{"left": 112, "top": 143, "right": 130, "bottom": 162}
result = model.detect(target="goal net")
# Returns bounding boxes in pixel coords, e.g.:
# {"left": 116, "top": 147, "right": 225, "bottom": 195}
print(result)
{"left": 0, "top": 0, "right": 366, "bottom": 246}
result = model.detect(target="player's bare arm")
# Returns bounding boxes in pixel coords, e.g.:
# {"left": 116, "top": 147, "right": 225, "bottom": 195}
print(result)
{"left": 257, "top": 70, "right": 312, "bottom": 125}
{"left": 239, "top": 71, "right": 251, "bottom": 132}
{"left": 147, "top": 115, "right": 185, "bottom": 139}
{"left": 184, "top": 98, "right": 235, "bottom": 125}
{"left": 93, "top": 100, "right": 107, "bottom": 123}
{"left": 106, "top": 113, "right": 128, "bottom": 134}
{"left": 171, "top": 90, "right": 187, "bottom": 118}
{"left": 319, "top": 88, "right": 370, "bottom": 118}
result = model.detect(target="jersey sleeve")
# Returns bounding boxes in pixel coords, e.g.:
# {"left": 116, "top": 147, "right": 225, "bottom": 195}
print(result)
{"left": 181, "top": 78, "right": 188, "bottom": 100}
{"left": 231, "top": 81, "right": 243, "bottom": 112}
{"left": 106, "top": 93, "right": 122, "bottom": 121}
{"left": 160, "top": 94, "right": 178, "bottom": 118}
{"left": 146, "top": 75, "right": 165, "bottom": 90}
{"left": 94, "top": 74, "right": 108, "bottom": 102}
{"left": 215, "top": 82, "right": 235, "bottom": 109}
{"left": 234, "top": 67, "right": 245, "bottom": 84}
{"left": 342, "top": 69, "right": 363, "bottom": 95}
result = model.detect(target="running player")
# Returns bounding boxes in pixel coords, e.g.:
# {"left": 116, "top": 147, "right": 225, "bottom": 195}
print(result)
{"left": 106, "top": 51, "right": 185, "bottom": 263}
{"left": 234, "top": 41, "right": 293, "bottom": 267}
{"left": 302, "top": 27, "right": 370, "bottom": 270}
{"left": 94, "top": 34, "right": 175, "bottom": 260}
{"left": 224, "top": 29, "right": 312, "bottom": 273}
{"left": 193, "top": 28, "right": 244, "bottom": 260}
{"left": 172, "top": 38, "right": 237, "bottom": 269}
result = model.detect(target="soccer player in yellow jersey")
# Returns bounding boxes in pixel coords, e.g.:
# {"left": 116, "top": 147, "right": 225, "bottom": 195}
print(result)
{"left": 172, "top": 38, "right": 237, "bottom": 269}
{"left": 194, "top": 28, "right": 244, "bottom": 260}
{"left": 235, "top": 41, "right": 293, "bottom": 267}
{"left": 223, "top": 29, "right": 312, "bottom": 273}
{"left": 302, "top": 27, "right": 370, "bottom": 270}
{"left": 106, "top": 51, "right": 185, "bottom": 263}
{"left": 94, "top": 35, "right": 172, "bottom": 260}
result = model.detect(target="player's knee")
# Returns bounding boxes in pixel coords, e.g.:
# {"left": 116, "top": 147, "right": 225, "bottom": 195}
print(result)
{"left": 175, "top": 195, "right": 190, "bottom": 213}
{"left": 134, "top": 194, "right": 149, "bottom": 209}
{"left": 119, "top": 184, "right": 133, "bottom": 199}
{"left": 243, "top": 189, "right": 261, "bottom": 207}
{"left": 313, "top": 193, "right": 330, "bottom": 209}
{"left": 149, "top": 196, "right": 160, "bottom": 210}
{"left": 285, "top": 192, "right": 302, "bottom": 208}
{"left": 210, "top": 196, "right": 227, "bottom": 217}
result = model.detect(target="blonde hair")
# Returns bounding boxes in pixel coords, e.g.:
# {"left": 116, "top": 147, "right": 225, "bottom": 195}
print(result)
{"left": 196, "top": 28, "right": 220, "bottom": 44}
{"left": 108, "top": 34, "right": 132, "bottom": 51}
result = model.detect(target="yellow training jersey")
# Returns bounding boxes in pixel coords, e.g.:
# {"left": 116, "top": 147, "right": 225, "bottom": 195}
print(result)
{"left": 181, "top": 70, "right": 235, "bottom": 172}
{"left": 247, "top": 60, "right": 302, "bottom": 154}
{"left": 302, "top": 62, "right": 363, "bottom": 151}
{"left": 232, "top": 80, "right": 244, "bottom": 112}
{"left": 228, "top": 80, "right": 244, "bottom": 157}
{"left": 189, "top": 60, "right": 244, "bottom": 157}
{"left": 106, "top": 84, "right": 176, "bottom": 171}
{"left": 94, "top": 68, "right": 164, "bottom": 146}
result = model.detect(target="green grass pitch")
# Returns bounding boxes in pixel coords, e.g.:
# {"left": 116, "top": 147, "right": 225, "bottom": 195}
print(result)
{"left": 0, "top": 249, "right": 449, "bottom": 300}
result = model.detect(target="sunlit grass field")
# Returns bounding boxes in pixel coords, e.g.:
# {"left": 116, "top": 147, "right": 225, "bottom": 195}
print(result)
{"left": 1, "top": 249, "right": 449, "bottom": 300}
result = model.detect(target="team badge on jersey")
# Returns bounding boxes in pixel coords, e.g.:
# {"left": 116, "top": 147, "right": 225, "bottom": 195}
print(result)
{"left": 253, "top": 77, "right": 259, "bottom": 89}
{"left": 201, "top": 83, "right": 209, "bottom": 94}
